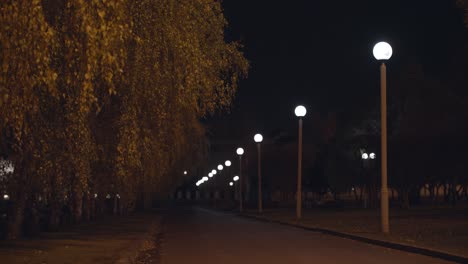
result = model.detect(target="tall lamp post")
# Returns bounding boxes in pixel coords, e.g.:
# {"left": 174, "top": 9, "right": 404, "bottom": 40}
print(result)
{"left": 236, "top": 147, "right": 244, "bottom": 212}
{"left": 254, "top": 133, "right": 263, "bottom": 213}
{"left": 225, "top": 160, "right": 232, "bottom": 200}
{"left": 373, "top": 41, "right": 392, "bottom": 234}
{"left": 215, "top": 165, "right": 223, "bottom": 207}
{"left": 233, "top": 175, "right": 239, "bottom": 201}
{"left": 294, "top": 105, "right": 306, "bottom": 220}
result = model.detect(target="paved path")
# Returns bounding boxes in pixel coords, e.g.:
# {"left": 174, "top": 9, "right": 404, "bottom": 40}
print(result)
{"left": 160, "top": 207, "right": 455, "bottom": 264}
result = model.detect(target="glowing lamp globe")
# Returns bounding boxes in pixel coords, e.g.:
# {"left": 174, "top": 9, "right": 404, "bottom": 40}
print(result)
{"left": 208, "top": 173, "right": 213, "bottom": 178}
{"left": 202, "top": 176, "right": 209, "bottom": 181}
{"left": 212, "top": 170, "right": 217, "bottom": 175}
{"left": 233, "top": 175, "right": 239, "bottom": 181}
{"left": 229, "top": 182, "right": 234, "bottom": 186}
{"left": 183, "top": 171, "right": 187, "bottom": 175}
{"left": 373, "top": 42, "right": 392, "bottom": 61}
{"left": 370, "top": 153, "right": 376, "bottom": 159}
{"left": 225, "top": 160, "right": 232, "bottom": 167}
{"left": 362, "top": 153, "right": 369, "bottom": 160}
{"left": 217, "top": 164, "right": 223, "bottom": 171}
{"left": 294, "top": 105, "right": 307, "bottom": 117}
{"left": 254, "top": 134, "right": 263, "bottom": 143}
{"left": 236, "top": 148, "right": 244, "bottom": 156}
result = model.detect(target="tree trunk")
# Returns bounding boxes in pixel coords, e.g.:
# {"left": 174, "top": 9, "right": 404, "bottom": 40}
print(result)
{"left": 449, "top": 183, "right": 457, "bottom": 206}
{"left": 352, "top": 186, "right": 359, "bottom": 202}
{"left": 143, "top": 183, "right": 152, "bottom": 211}
{"left": 48, "top": 200, "right": 61, "bottom": 231}
{"left": 429, "top": 184, "right": 435, "bottom": 204}
{"left": 6, "top": 193, "right": 27, "bottom": 239}
{"left": 400, "top": 188, "right": 410, "bottom": 209}
{"left": 113, "top": 196, "right": 118, "bottom": 215}
{"left": 23, "top": 199, "right": 40, "bottom": 237}
{"left": 82, "top": 193, "right": 91, "bottom": 221}
{"left": 443, "top": 184, "right": 449, "bottom": 203}
{"left": 72, "top": 191, "right": 83, "bottom": 223}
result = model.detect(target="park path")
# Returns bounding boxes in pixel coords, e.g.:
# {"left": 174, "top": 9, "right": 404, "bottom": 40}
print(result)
{"left": 159, "top": 207, "right": 454, "bottom": 264}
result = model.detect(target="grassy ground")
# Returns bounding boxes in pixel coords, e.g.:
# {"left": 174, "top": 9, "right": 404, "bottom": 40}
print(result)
{"left": 0, "top": 213, "right": 160, "bottom": 264}
{"left": 244, "top": 206, "right": 468, "bottom": 257}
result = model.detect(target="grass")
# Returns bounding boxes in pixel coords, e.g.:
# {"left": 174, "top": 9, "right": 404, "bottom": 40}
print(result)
{"left": 245, "top": 205, "right": 468, "bottom": 257}
{"left": 0, "top": 213, "right": 160, "bottom": 264}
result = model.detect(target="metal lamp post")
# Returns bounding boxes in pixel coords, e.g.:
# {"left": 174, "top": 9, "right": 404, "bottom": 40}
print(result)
{"left": 254, "top": 133, "right": 263, "bottom": 213}
{"left": 225, "top": 160, "right": 232, "bottom": 200}
{"left": 233, "top": 175, "right": 239, "bottom": 201}
{"left": 373, "top": 41, "right": 392, "bottom": 234}
{"left": 294, "top": 105, "right": 306, "bottom": 220}
{"left": 236, "top": 147, "right": 244, "bottom": 212}
{"left": 215, "top": 165, "right": 223, "bottom": 207}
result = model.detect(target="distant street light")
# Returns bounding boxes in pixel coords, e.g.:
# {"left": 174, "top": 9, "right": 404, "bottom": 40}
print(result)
{"left": 233, "top": 175, "right": 239, "bottom": 181}
{"left": 229, "top": 182, "right": 234, "bottom": 186}
{"left": 202, "top": 176, "right": 209, "bottom": 181}
{"left": 294, "top": 105, "right": 306, "bottom": 219}
{"left": 373, "top": 41, "right": 392, "bottom": 234}
{"left": 3, "top": 194, "right": 9, "bottom": 200}
{"left": 254, "top": 133, "right": 263, "bottom": 213}
{"left": 236, "top": 148, "right": 244, "bottom": 155}
{"left": 184, "top": 171, "right": 187, "bottom": 175}
{"left": 217, "top": 164, "right": 223, "bottom": 171}
{"left": 236, "top": 147, "right": 244, "bottom": 212}
{"left": 370, "top": 153, "right": 376, "bottom": 159}
{"left": 362, "top": 153, "right": 369, "bottom": 160}
{"left": 225, "top": 160, "right": 231, "bottom": 167}
{"left": 212, "top": 170, "right": 217, "bottom": 175}
{"left": 208, "top": 172, "right": 213, "bottom": 178}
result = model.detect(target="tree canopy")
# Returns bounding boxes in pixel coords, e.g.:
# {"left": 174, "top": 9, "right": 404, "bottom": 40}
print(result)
{"left": 0, "top": 0, "right": 248, "bottom": 238}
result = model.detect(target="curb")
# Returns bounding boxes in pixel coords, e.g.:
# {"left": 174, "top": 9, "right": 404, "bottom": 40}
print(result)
{"left": 116, "top": 218, "right": 160, "bottom": 264}
{"left": 239, "top": 213, "right": 468, "bottom": 264}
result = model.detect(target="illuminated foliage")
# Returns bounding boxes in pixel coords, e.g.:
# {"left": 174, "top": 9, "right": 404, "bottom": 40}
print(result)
{"left": 0, "top": 0, "right": 247, "bottom": 237}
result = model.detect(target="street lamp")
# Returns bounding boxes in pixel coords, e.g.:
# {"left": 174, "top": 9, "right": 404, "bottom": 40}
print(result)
{"left": 211, "top": 170, "right": 217, "bottom": 175}
{"left": 254, "top": 133, "right": 263, "bottom": 213}
{"left": 225, "top": 160, "right": 231, "bottom": 167}
{"left": 370, "top": 153, "right": 376, "bottom": 159}
{"left": 184, "top": 171, "right": 187, "bottom": 175}
{"left": 233, "top": 175, "right": 239, "bottom": 202}
{"left": 294, "top": 105, "right": 306, "bottom": 219}
{"left": 229, "top": 182, "right": 234, "bottom": 186}
{"left": 373, "top": 41, "right": 392, "bottom": 234}
{"left": 362, "top": 153, "right": 369, "bottom": 160}
{"left": 217, "top": 164, "right": 223, "bottom": 171}
{"left": 236, "top": 147, "right": 244, "bottom": 212}
{"left": 208, "top": 172, "right": 213, "bottom": 178}
{"left": 202, "top": 176, "right": 209, "bottom": 181}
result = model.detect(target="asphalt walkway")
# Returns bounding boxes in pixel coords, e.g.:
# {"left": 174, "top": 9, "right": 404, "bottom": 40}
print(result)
{"left": 160, "top": 207, "right": 454, "bottom": 264}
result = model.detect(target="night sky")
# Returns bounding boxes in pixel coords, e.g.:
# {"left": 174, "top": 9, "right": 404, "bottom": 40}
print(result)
{"left": 206, "top": 0, "right": 465, "bottom": 154}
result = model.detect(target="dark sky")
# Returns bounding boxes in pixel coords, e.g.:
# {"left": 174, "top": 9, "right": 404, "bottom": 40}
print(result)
{"left": 206, "top": 0, "right": 465, "bottom": 149}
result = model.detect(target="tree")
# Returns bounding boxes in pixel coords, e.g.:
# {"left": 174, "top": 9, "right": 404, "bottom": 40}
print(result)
{"left": 0, "top": 0, "right": 248, "bottom": 238}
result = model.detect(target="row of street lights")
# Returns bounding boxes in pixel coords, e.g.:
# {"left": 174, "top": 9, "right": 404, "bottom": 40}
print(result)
{"left": 192, "top": 41, "right": 392, "bottom": 234}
